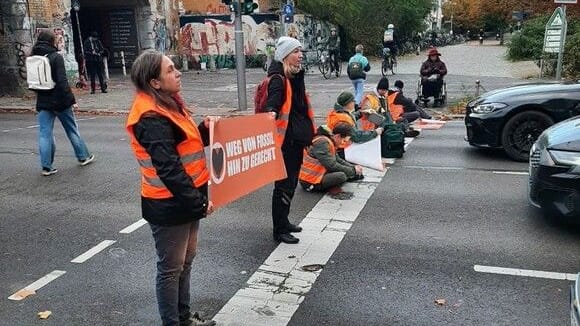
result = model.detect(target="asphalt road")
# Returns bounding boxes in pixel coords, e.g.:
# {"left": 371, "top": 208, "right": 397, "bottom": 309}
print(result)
{"left": 1, "top": 114, "right": 578, "bottom": 326}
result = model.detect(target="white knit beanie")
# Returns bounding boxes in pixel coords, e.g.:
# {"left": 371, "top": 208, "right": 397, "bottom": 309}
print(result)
{"left": 274, "top": 36, "right": 302, "bottom": 62}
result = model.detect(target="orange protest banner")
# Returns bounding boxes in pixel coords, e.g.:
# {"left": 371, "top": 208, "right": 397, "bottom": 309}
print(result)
{"left": 209, "top": 113, "right": 287, "bottom": 208}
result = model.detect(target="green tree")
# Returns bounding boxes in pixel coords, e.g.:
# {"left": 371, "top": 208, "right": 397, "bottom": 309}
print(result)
{"left": 297, "top": 0, "right": 432, "bottom": 56}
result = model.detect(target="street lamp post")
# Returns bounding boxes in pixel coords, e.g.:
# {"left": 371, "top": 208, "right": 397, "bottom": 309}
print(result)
{"left": 72, "top": 0, "right": 87, "bottom": 81}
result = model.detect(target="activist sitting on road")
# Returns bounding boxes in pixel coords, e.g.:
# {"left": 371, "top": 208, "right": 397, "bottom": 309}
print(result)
{"left": 326, "top": 91, "right": 383, "bottom": 157}
{"left": 299, "top": 124, "right": 363, "bottom": 192}
{"left": 264, "top": 36, "right": 316, "bottom": 245}
{"left": 391, "top": 80, "right": 433, "bottom": 120}
{"left": 125, "top": 50, "right": 216, "bottom": 326}
{"left": 360, "top": 77, "right": 420, "bottom": 137}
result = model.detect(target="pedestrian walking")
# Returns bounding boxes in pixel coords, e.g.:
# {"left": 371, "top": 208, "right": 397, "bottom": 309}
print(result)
{"left": 265, "top": 36, "right": 316, "bottom": 244}
{"left": 83, "top": 31, "right": 107, "bottom": 94}
{"left": 125, "top": 50, "right": 216, "bottom": 326}
{"left": 347, "top": 44, "right": 371, "bottom": 107}
{"left": 30, "top": 29, "right": 95, "bottom": 176}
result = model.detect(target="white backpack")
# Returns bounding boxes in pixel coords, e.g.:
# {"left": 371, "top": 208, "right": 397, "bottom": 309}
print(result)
{"left": 383, "top": 30, "right": 394, "bottom": 43}
{"left": 26, "top": 54, "right": 56, "bottom": 90}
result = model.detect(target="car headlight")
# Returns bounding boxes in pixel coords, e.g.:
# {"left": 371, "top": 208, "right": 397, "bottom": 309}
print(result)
{"left": 549, "top": 150, "right": 580, "bottom": 167}
{"left": 471, "top": 102, "right": 508, "bottom": 114}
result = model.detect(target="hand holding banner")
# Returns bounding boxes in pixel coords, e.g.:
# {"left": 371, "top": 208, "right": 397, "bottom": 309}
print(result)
{"left": 209, "top": 113, "right": 287, "bottom": 208}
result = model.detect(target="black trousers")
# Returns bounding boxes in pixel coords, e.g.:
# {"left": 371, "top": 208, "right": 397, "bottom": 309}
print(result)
{"left": 86, "top": 59, "right": 106, "bottom": 91}
{"left": 272, "top": 141, "right": 304, "bottom": 235}
{"left": 421, "top": 78, "right": 443, "bottom": 98}
{"left": 328, "top": 49, "right": 340, "bottom": 72}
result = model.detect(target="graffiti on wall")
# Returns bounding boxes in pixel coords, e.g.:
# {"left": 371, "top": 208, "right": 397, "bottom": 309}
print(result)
{"left": 179, "top": 14, "right": 335, "bottom": 69}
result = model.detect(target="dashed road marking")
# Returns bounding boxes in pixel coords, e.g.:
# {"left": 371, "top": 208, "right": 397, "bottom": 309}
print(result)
{"left": 213, "top": 139, "right": 414, "bottom": 325}
{"left": 119, "top": 219, "right": 148, "bottom": 234}
{"left": 474, "top": 265, "right": 576, "bottom": 281}
{"left": 71, "top": 240, "right": 116, "bottom": 264}
{"left": 8, "top": 270, "right": 66, "bottom": 301}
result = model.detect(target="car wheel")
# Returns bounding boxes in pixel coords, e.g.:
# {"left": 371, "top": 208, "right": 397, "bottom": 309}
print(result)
{"left": 501, "top": 111, "right": 554, "bottom": 162}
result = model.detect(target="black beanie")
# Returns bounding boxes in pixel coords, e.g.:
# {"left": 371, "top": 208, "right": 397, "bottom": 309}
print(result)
{"left": 394, "top": 80, "right": 404, "bottom": 89}
{"left": 377, "top": 77, "right": 389, "bottom": 90}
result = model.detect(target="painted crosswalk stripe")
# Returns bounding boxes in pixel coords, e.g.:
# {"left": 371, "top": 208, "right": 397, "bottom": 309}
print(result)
{"left": 212, "top": 139, "right": 414, "bottom": 325}
{"left": 474, "top": 265, "right": 576, "bottom": 281}
{"left": 71, "top": 240, "right": 116, "bottom": 264}
{"left": 8, "top": 270, "right": 66, "bottom": 301}
{"left": 119, "top": 219, "right": 148, "bottom": 234}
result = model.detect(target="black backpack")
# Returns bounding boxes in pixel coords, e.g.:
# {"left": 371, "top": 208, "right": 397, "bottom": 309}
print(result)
{"left": 347, "top": 61, "right": 365, "bottom": 80}
{"left": 379, "top": 100, "right": 406, "bottom": 158}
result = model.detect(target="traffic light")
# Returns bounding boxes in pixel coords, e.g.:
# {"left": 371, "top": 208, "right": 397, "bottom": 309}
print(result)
{"left": 241, "top": 0, "right": 258, "bottom": 15}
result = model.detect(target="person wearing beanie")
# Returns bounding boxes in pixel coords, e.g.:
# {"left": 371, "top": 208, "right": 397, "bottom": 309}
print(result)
{"left": 83, "top": 31, "right": 107, "bottom": 94}
{"left": 299, "top": 123, "right": 363, "bottom": 193}
{"left": 264, "top": 36, "right": 316, "bottom": 244}
{"left": 326, "top": 91, "right": 383, "bottom": 158}
{"left": 347, "top": 44, "right": 371, "bottom": 106}
{"left": 388, "top": 80, "right": 432, "bottom": 121}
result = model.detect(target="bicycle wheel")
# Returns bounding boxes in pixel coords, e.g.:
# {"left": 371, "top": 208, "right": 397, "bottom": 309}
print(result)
{"left": 321, "top": 62, "right": 331, "bottom": 79}
{"left": 391, "top": 59, "right": 397, "bottom": 75}
{"left": 381, "top": 60, "right": 389, "bottom": 77}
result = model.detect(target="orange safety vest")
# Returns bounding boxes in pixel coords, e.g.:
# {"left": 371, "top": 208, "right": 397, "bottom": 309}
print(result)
{"left": 326, "top": 109, "right": 355, "bottom": 149}
{"left": 387, "top": 92, "right": 405, "bottom": 122}
{"left": 275, "top": 78, "right": 316, "bottom": 146}
{"left": 359, "top": 92, "right": 382, "bottom": 131}
{"left": 126, "top": 92, "right": 209, "bottom": 199}
{"left": 299, "top": 135, "right": 336, "bottom": 185}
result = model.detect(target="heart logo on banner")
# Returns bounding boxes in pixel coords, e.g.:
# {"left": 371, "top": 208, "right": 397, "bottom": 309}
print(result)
{"left": 211, "top": 143, "right": 226, "bottom": 184}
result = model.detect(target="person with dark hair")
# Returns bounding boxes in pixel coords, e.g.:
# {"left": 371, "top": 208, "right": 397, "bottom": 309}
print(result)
{"left": 83, "top": 31, "right": 107, "bottom": 94}
{"left": 388, "top": 80, "right": 432, "bottom": 122}
{"left": 265, "top": 36, "right": 316, "bottom": 244}
{"left": 125, "top": 50, "right": 216, "bottom": 326}
{"left": 325, "top": 27, "right": 341, "bottom": 76}
{"left": 30, "top": 29, "right": 95, "bottom": 176}
{"left": 299, "top": 124, "right": 363, "bottom": 192}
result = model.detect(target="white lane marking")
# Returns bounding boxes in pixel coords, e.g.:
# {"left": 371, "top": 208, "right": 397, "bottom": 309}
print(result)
{"left": 212, "top": 140, "right": 414, "bottom": 326}
{"left": 8, "top": 270, "right": 66, "bottom": 301}
{"left": 119, "top": 219, "right": 148, "bottom": 234}
{"left": 474, "top": 265, "right": 576, "bottom": 281}
{"left": 71, "top": 240, "right": 116, "bottom": 264}
{"left": 492, "top": 171, "right": 528, "bottom": 176}
{"left": 405, "top": 165, "right": 464, "bottom": 171}
{"left": 2, "top": 117, "right": 98, "bottom": 133}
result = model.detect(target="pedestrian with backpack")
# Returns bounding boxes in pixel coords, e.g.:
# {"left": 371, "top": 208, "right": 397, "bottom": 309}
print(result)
{"left": 263, "top": 36, "right": 316, "bottom": 244}
{"left": 29, "top": 29, "right": 95, "bottom": 176}
{"left": 347, "top": 44, "right": 371, "bottom": 107}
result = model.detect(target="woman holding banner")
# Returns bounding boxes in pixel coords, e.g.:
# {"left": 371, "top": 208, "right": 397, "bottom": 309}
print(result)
{"left": 265, "top": 36, "right": 316, "bottom": 244}
{"left": 126, "top": 50, "right": 216, "bottom": 326}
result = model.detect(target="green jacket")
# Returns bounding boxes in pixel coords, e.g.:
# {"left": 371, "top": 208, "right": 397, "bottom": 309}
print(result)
{"left": 308, "top": 126, "right": 356, "bottom": 178}
{"left": 332, "top": 103, "right": 378, "bottom": 143}
{"left": 326, "top": 35, "right": 340, "bottom": 51}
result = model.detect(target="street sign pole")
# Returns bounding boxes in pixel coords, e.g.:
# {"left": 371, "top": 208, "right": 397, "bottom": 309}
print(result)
{"left": 555, "top": 5, "right": 566, "bottom": 80}
{"left": 234, "top": 0, "right": 247, "bottom": 110}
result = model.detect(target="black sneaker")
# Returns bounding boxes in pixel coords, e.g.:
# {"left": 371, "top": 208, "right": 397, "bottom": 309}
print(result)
{"left": 79, "top": 154, "right": 95, "bottom": 166}
{"left": 181, "top": 312, "right": 216, "bottom": 326}
{"left": 41, "top": 168, "right": 58, "bottom": 176}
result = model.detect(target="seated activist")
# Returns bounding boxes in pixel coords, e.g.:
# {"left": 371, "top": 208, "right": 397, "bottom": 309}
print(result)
{"left": 299, "top": 124, "right": 364, "bottom": 192}
{"left": 326, "top": 91, "right": 383, "bottom": 158}
{"left": 360, "top": 77, "right": 419, "bottom": 137}
{"left": 388, "top": 80, "right": 432, "bottom": 122}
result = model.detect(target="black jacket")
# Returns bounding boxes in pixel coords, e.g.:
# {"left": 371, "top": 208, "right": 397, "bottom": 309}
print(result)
{"left": 83, "top": 37, "right": 105, "bottom": 62}
{"left": 31, "top": 41, "right": 76, "bottom": 112}
{"left": 265, "top": 61, "right": 314, "bottom": 146}
{"left": 387, "top": 89, "right": 418, "bottom": 113}
{"left": 133, "top": 113, "right": 210, "bottom": 226}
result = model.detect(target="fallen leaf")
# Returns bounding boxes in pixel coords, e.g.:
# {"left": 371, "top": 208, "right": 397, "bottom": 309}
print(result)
{"left": 11, "top": 288, "right": 36, "bottom": 300}
{"left": 435, "top": 298, "right": 446, "bottom": 306}
{"left": 38, "top": 311, "right": 52, "bottom": 319}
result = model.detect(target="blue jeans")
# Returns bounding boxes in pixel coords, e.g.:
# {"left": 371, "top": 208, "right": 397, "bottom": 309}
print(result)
{"left": 150, "top": 220, "right": 200, "bottom": 326}
{"left": 38, "top": 107, "right": 90, "bottom": 169}
{"left": 352, "top": 78, "right": 365, "bottom": 105}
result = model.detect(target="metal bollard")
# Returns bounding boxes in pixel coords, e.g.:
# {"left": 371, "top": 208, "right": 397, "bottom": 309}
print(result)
{"left": 475, "top": 80, "right": 481, "bottom": 97}
{"left": 121, "top": 51, "right": 127, "bottom": 76}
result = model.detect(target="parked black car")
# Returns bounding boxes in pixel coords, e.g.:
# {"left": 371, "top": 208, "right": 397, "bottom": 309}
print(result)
{"left": 465, "top": 82, "right": 580, "bottom": 161}
{"left": 528, "top": 116, "right": 580, "bottom": 218}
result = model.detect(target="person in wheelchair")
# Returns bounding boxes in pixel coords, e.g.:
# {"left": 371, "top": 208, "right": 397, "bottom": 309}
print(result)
{"left": 419, "top": 48, "right": 447, "bottom": 104}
